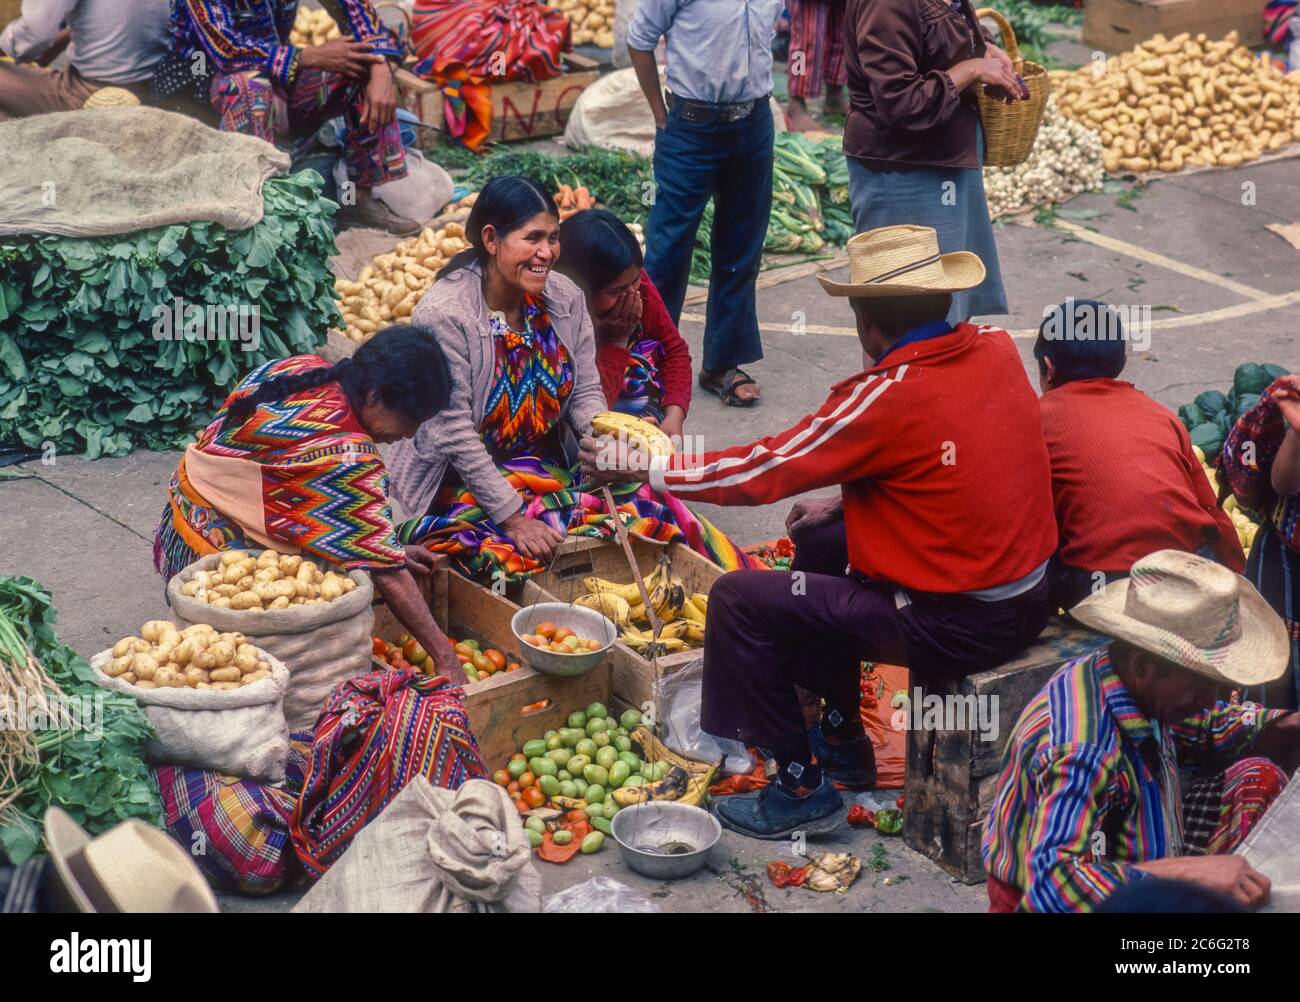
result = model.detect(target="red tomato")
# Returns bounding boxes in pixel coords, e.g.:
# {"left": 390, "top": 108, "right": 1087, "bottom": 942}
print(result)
{"left": 518, "top": 772, "right": 535, "bottom": 789}
{"left": 523, "top": 787, "right": 546, "bottom": 809}
{"left": 536, "top": 621, "right": 557, "bottom": 640}
{"left": 372, "top": 637, "right": 387, "bottom": 657}
{"left": 492, "top": 769, "right": 512, "bottom": 787}
{"left": 553, "top": 627, "right": 574, "bottom": 642}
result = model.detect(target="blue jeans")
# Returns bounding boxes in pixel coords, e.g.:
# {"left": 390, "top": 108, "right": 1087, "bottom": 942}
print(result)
{"left": 645, "top": 99, "right": 774, "bottom": 373}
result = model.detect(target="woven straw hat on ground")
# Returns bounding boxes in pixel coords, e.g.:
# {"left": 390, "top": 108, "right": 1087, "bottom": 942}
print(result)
{"left": 44, "top": 806, "right": 219, "bottom": 913}
{"left": 817, "top": 225, "right": 986, "bottom": 297}
{"left": 82, "top": 87, "right": 140, "bottom": 109}
{"left": 1070, "top": 549, "right": 1289, "bottom": 688}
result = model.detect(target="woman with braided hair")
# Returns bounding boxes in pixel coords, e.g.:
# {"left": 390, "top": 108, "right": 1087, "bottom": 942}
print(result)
{"left": 154, "top": 325, "right": 467, "bottom": 680}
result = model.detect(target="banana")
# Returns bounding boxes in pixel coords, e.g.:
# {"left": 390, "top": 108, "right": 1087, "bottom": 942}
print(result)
{"left": 573, "top": 591, "right": 630, "bottom": 626}
{"left": 550, "top": 796, "right": 588, "bottom": 811}
{"left": 590, "top": 410, "right": 674, "bottom": 458}
{"left": 685, "top": 621, "right": 706, "bottom": 645}
{"left": 615, "top": 727, "right": 718, "bottom": 806}
{"left": 692, "top": 593, "right": 708, "bottom": 614}
{"left": 584, "top": 576, "right": 640, "bottom": 604}
{"left": 657, "top": 620, "right": 690, "bottom": 641}
{"left": 632, "top": 725, "right": 705, "bottom": 773}
{"left": 611, "top": 765, "right": 692, "bottom": 806}
{"left": 650, "top": 576, "right": 686, "bottom": 623}
{"left": 628, "top": 601, "right": 646, "bottom": 622}
{"left": 680, "top": 596, "right": 706, "bottom": 624}
{"left": 678, "top": 767, "right": 715, "bottom": 807}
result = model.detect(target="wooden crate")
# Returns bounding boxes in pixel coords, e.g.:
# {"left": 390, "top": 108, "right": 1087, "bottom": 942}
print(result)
{"left": 395, "top": 52, "right": 601, "bottom": 144}
{"left": 519, "top": 537, "right": 724, "bottom": 711}
{"left": 1083, "top": 0, "right": 1264, "bottom": 52}
{"left": 902, "top": 622, "right": 1106, "bottom": 883}
{"left": 372, "top": 562, "right": 613, "bottom": 770}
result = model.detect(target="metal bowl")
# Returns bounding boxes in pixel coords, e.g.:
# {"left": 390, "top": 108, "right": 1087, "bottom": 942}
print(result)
{"left": 610, "top": 801, "right": 721, "bottom": 880}
{"left": 510, "top": 602, "right": 616, "bottom": 678}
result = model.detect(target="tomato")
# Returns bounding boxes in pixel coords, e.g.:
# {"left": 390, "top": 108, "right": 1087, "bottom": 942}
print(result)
{"left": 506, "top": 780, "right": 520, "bottom": 794}
{"left": 507, "top": 662, "right": 521, "bottom": 672}
{"left": 518, "top": 771, "right": 535, "bottom": 789}
{"left": 585, "top": 639, "right": 601, "bottom": 651}
{"left": 553, "top": 627, "right": 574, "bottom": 642}
{"left": 472, "top": 652, "right": 494, "bottom": 675}
{"left": 402, "top": 639, "right": 428, "bottom": 664}
{"left": 523, "top": 787, "right": 546, "bottom": 808}
{"left": 510, "top": 753, "right": 527, "bottom": 762}
{"left": 396, "top": 632, "right": 414, "bottom": 649}
{"left": 372, "top": 637, "right": 387, "bottom": 657}
{"left": 484, "top": 648, "right": 506, "bottom": 670}
{"left": 454, "top": 642, "right": 475, "bottom": 659}
{"left": 564, "top": 809, "right": 587, "bottom": 824}
{"left": 536, "top": 621, "right": 557, "bottom": 640}
{"left": 491, "top": 769, "right": 512, "bottom": 786}
{"left": 515, "top": 798, "right": 532, "bottom": 816}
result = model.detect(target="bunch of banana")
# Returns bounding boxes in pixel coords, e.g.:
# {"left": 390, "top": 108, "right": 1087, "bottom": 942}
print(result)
{"left": 582, "top": 558, "right": 710, "bottom": 655}
{"left": 572, "top": 591, "right": 631, "bottom": 627}
{"left": 610, "top": 726, "right": 717, "bottom": 807}
{"left": 590, "top": 411, "right": 675, "bottom": 459}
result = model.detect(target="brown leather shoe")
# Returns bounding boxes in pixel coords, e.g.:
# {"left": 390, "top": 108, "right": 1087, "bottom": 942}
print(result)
{"left": 338, "top": 197, "right": 422, "bottom": 236}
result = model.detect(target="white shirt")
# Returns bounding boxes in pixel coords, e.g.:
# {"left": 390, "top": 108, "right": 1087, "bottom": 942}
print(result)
{"left": 0, "top": 0, "right": 170, "bottom": 85}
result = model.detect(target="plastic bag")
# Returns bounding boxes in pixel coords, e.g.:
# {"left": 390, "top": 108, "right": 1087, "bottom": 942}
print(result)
{"left": 658, "top": 658, "right": 752, "bottom": 775}
{"left": 543, "top": 876, "right": 659, "bottom": 913}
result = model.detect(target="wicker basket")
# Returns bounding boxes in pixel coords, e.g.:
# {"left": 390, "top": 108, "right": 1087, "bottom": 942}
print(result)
{"left": 975, "top": 7, "right": 1050, "bottom": 167}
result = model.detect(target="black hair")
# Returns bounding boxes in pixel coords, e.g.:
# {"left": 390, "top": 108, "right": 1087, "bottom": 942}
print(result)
{"left": 1033, "top": 298, "right": 1127, "bottom": 383}
{"left": 437, "top": 175, "right": 559, "bottom": 279}
{"left": 850, "top": 293, "right": 952, "bottom": 337}
{"left": 553, "top": 208, "right": 644, "bottom": 299}
{"left": 223, "top": 325, "right": 452, "bottom": 432}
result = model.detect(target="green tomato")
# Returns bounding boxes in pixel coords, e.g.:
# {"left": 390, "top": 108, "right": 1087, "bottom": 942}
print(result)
{"left": 548, "top": 747, "right": 572, "bottom": 768}
{"left": 528, "top": 757, "right": 557, "bottom": 778}
{"left": 585, "top": 784, "right": 605, "bottom": 804}
{"left": 567, "top": 711, "right": 587, "bottom": 730}
{"left": 591, "top": 730, "right": 611, "bottom": 748}
{"left": 507, "top": 758, "right": 528, "bottom": 780}
{"left": 620, "top": 709, "right": 642, "bottom": 730}
{"left": 608, "top": 761, "right": 631, "bottom": 786}
{"left": 557, "top": 770, "right": 572, "bottom": 782}
{"left": 522, "top": 739, "right": 548, "bottom": 759}
{"left": 559, "top": 780, "right": 578, "bottom": 798}
{"left": 618, "top": 751, "right": 641, "bottom": 770}
{"left": 462, "top": 639, "right": 481, "bottom": 652}
{"left": 566, "top": 754, "right": 591, "bottom": 776}
{"left": 561, "top": 728, "right": 583, "bottom": 748}
{"left": 590, "top": 816, "right": 613, "bottom": 836}
{"left": 622, "top": 774, "right": 647, "bottom": 788}
{"left": 580, "top": 831, "right": 606, "bottom": 854}
{"left": 652, "top": 760, "right": 671, "bottom": 781}
{"left": 538, "top": 774, "right": 561, "bottom": 797}
{"left": 583, "top": 764, "right": 609, "bottom": 787}
{"left": 584, "top": 803, "right": 604, "bottom": 821}
{"left": 525, "top": 816, "right": 546, "bottom": 835}
{"left": 544, "top": 729, "right": 557, "bottom": 740}
{"left": 525, "top": 828, "right": 543, "bottom": 848}
{"left": 572, "top": 778, "right": 589, "bottom": 797}
{"left": 552, "top": 830, "right": 573, "bottom": 846}
{"left": 585, "top": 717, "right": 608, "bottom": 737}
{"left": 613, "top": 735, "right": 632, "bottom": 752}
{"left": 601, "top": 801, "right": 619, "bottom": 821}
{"left": 546, "top": 734, "right": 564, "bottom": 751}
{"left": 575, "top": 738, "right": 598, "bottom": 759}
{"left": 586, "top": 702, "right": 609, "bottom": 721}
{"left": 595, "top": 746, "right": 619, "bottom": 770}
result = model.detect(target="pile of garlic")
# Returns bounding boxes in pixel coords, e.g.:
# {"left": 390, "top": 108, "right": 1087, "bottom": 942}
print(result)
{"left": 983, "top": 98, "right": 1106, "bottom": 218}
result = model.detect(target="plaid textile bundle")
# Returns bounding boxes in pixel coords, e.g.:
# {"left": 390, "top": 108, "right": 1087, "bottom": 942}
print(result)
{"left": 152, "top": 736, "right": 312, "bottom": 895}
{"left": 291, "top": 669, "right": 486, "bottom": 879}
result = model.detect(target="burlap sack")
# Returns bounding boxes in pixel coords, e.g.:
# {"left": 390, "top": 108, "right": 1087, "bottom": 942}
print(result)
{"left": 166, "top": 555, "right": 375, "bottom": 732}
{"left": 89, "top": 649, "right": 290, "bottom": 783}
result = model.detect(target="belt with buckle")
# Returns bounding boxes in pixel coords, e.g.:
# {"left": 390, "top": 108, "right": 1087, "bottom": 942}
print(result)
{"left": 666, "top": 91, "right": 766, "bottom": 123}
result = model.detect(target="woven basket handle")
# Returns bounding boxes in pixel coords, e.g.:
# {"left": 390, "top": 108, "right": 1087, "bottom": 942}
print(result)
{"left": 975, "top": 8, "right": 1023, "bottom": 69}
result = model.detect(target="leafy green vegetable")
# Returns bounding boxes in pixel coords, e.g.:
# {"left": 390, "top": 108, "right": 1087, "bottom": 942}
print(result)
{"left": 1194, "top": 390, "right": 1228, "bottom": 421}
{"left": 0, "top": 576, "right": 161, "bottom": 863}
{"left": 0, "top": 172, "right": 342, "bottom": 458}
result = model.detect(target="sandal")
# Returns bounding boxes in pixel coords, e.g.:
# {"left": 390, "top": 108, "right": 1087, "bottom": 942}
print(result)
{"left": 699, "top": 367, "right": 760, "bottom": 407}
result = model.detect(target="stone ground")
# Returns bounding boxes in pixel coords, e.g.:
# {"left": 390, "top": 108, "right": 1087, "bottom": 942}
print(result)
{"left": 3, "top": 34, "right": 1299, "bottom": 912}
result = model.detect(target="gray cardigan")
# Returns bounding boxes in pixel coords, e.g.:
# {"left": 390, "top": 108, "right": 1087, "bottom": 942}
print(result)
{"left": 386, "top": 260, "right": 607, "bottom": 525}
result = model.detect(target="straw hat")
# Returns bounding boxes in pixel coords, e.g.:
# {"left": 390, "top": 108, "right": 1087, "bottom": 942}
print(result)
{"left": 82, "top": 87, "right": 140, "bottom": 109}
{"left": 817, "top": 225, "right": 986, "bottom": 297}
{"left": 43, "top": 807, "right": 219, "bottom": 913}
{"left": 1070, "top": 549, "right": 1289, "bottom": 688}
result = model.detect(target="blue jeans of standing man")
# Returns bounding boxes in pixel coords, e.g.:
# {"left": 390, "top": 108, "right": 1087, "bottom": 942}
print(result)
{"left": 645, "top": 98, "right": 773, "bottom": 374}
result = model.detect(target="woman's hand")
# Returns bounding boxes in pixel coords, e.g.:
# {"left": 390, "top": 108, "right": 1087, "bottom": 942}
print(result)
{"left": 1271, "top": 376, "right": 1300, "bottom": 498}
{"left": 596, "top": 287, "right": 643, "bottom": 342}
{"left": 659, "top": 406, "right": 686, "bottom": 444}
{"left": 785, "top": 495, "right": 843, "bottom": 536}
{"left": 949, "top": 55, "right": 1025, "bottom": 101}
{"left": 300, "top": 39, "right": 384, "bottom": 81}
{"left": 370, "top": 567, "right": 466, "bottom": 684}
{"left": 403, "top": 544, "right": 438, "bottom": 576}
{"left": 501, "top": 510, "right": 564, "bottom": 561}
{"left": 361, "top": 62, "right": 398, "bottom": 131}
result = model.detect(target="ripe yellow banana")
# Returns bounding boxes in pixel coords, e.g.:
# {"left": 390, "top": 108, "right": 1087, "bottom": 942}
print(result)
{"left": 657, "top": 620, "right": 690, "bottom": 641}
{"left": 584, "top": 576, "right": 641, "bottom": 604}
{"left": 685, "top": 621, "right": 706, "bottom": 645}
{"left": 611, "top": 765, "right": 692, "bottom": 806}
{"left": 591, "top": 411, "right": 674, "bottom": 458}
{"left": 692, "top": 593, "right": 708, "bottom": 613}
{"left": 680, "top": 596, "right": 706, "bottom": 624}
{"left": 573, "top": 591, "right": 630, "bottom": 626}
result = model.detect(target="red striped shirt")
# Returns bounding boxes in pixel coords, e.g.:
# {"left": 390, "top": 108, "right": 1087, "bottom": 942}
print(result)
{"left": 650, "top": 323, "right": 1057, "bottom": 594}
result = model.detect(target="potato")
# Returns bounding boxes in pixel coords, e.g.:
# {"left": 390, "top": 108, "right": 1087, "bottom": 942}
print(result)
{"left": 183, "top": 666, "right": 208, "bottom": 687}
{"left": 182, "top": 623, "right": 216, "bottom": 639}
{"left": 219, "top": 550, "right": 247, "bottom": 567}
{"left": 256, "top": 550, "right": 281, "bottom": 569}
{"left": 231, "top": 590, "right": 263, "bottom": 610}
{"left": 321, "top": 575, "right": 345, "bottom": 601}
{"left": 140, "top": 620, "right": 173, "bottom": 643}
{"left": 132, "top": 654, "right": 159, "bottom": 681}
{"left": 268, "top": 596, "right": 291, "bottom": 610}
{"left": 104, "top": 656, "right": 132, "bottom": 678}
{"left": 112, "top": 636, "right": 150, "bottom": 658}
{"left": 235, "top": 648, "right": 260, "bottom": 673}
{"left": 180, "top": 580, "right": 201, "bottom": 597}
{"left": 121, "top": 672, "right": 137, "bottom": 685}
{"left": 241, "top": 670, "right": 271, "bottom": 686}
{"left": 192, "top": 650, "right": 218, "bottom": 671}
{"left": 207, "top": 640, "right": 236, "bottom": 667}
{"left": 279, "top": 554, "right": 303, "bottom": 577}
{"left": 210, "top": 596, "right": 232, "bottom": 609}
{"left": 254, "top": 566, "right": 282, "bottom": 583}
{"left": 170, "top": 638, "right": 195, "bottom": 665}
{"left": 210, "top": 667, "right": 242, "bottom": 683}
{"left": 135, "top": 680, "right": 159, "bottom": 690}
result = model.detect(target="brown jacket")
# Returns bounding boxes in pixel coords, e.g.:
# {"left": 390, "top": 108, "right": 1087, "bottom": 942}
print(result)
{"left": 843, "top": 0, "right": 984, "bottom": 170}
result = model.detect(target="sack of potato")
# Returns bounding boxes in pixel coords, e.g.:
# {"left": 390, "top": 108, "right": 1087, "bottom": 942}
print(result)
{"left": 167, "top": 550, "right": 375, "bottom": 731}
{"left": 91, "top": 622, "right": 291, "bottom": 782}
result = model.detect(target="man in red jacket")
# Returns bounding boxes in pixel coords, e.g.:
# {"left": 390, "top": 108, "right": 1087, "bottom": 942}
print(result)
{"left": 583, "top": 225, "right": 1057, "bottom": 838}
{"left": 1035, "top": 298, "right": 1244, "bottom": 611}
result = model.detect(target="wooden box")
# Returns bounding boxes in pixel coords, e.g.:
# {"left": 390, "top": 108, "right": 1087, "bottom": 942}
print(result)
{"left": 372, "top": 561, "right": 614, "bottom": 770}
{"left": 902, "top": 622, "right": 1106, "bottom": 883}
{"left": 1083, "top": 0, "right": 1264, "bottom": 52}
{"left": 519, "top": 537, "right": 724, "bottom": 712}
{"left": 395, "top": 52, "right": 601, "bottom": 144}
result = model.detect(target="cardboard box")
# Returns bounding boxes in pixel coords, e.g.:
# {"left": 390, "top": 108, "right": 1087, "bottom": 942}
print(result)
{"left": 1083, "top": 0, "right": 1265, "bottom": 52}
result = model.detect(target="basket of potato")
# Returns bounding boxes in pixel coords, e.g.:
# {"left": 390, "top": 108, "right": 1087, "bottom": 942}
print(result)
{"left": 166, "top": 550, "right": 377, "bottom": 731}
{"left": 91, "top": 622, "right": 291, "bottom": 782}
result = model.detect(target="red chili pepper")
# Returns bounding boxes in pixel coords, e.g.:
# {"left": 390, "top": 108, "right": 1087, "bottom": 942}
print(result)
{"left": 846, "top": 805, "right": 877, "bottom": 827}
{"left": 895, "top": 793, "right": 905, "bottom": 810}
{"left": 767, "top": 861, "right": 809, "bottom": 888}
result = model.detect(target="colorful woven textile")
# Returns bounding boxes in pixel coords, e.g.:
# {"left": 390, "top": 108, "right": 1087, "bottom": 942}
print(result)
{"left": 152, "top": 735, "right": 312, "bottom": 895}
{"left": 291, "top": 668, "right": 486, "bottom": 880}
{"left": 613, "top": 333, "right": 667, "bottom": 424}
{"left": 1222, "top": 376, "right": 1300, "bottom": 555}
{"left": 409, "top": 0, "right": 569, "bottom": 147}
{"left": 482, "top": 298, "right": 574, "bottom": 457}
{"left": 1183, "top": 756, "right": 1289, "bottom": 856}
{"left": 154, "top": 355, "right": 406, "bottom": 580}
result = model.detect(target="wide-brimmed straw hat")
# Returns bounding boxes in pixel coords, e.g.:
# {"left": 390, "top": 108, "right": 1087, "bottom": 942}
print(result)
{"left": 817, "top": 225, "right": 986, "bottom": 297}
{"left": 1070, "top": 549, "right": 1289, "bottom": 688}
{"left": 43, "top": 807, "right": 219, "bottom": 913}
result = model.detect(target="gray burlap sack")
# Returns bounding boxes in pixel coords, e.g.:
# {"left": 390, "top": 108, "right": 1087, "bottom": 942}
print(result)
{"left": 167, "top": 554, "right": 375, "bottom": 731}
{"left": 89, "top": 649, "right": 290, "bottom": 783}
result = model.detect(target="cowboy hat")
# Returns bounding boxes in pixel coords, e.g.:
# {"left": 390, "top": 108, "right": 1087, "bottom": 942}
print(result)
{"left": 817, "top": 225, "right": 986, "bottom": 297}
{"left": 43, "top": 806, "right": 219, "bottom": 913}
{"left": 1070, "top": 549, "right": 1289, "bottom": 688}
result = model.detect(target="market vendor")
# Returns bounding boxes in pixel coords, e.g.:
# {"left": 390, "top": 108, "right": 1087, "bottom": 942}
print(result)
{"left": 582, "top": 225, "right": 1057, "bottom": 838}
{"left": 553, "top": 209, "right": 693, "bottom": 442}
{"left": 1036, "top": 298, "right": 1245, "bottom": 611}
{"left": 842, "top": 0, "right": 1024, "bottom": 324}
{"left": 1221, "top": 373, "right": 1300, "bottom": 708}
{"left": 158, "top": 0, "right": 417, "bottom": 235}
{"left": 386, "top": 176, "right": 757, "bottom": 582}
{"left": 0, "top": 0, "right": 168, "bottom": 119}
{"left": 983, "top": 550, "right": 1298, "bottom": 913}
{"left": 153, "top": 326, "right": 468, "bottom": 682}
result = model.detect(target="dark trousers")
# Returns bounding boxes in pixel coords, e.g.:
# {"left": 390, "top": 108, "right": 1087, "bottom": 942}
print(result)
{"left": 644, "top": 98, "right": 773, "bottom": 373}
{"left": 700, "top": 514, "right": 1051, "bottom": 748}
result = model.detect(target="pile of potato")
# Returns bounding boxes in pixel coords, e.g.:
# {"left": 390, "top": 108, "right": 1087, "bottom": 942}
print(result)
{"left": 178, "top": 550, "right": 357, "bottom": 610}
{"left": 551, "top": 0, "right": 615, "bottom": 47}
{"left": 104, "top": 622, "right": 273, "bottom": 691}
{"left": 289, "top": 6, "right": 341, "bottom": 47}
{"left": 334, "top": 220, "right": 471, "bottom": 343}
{"left": 1051, "top": 31, "right": 1300, "bottom": 174}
